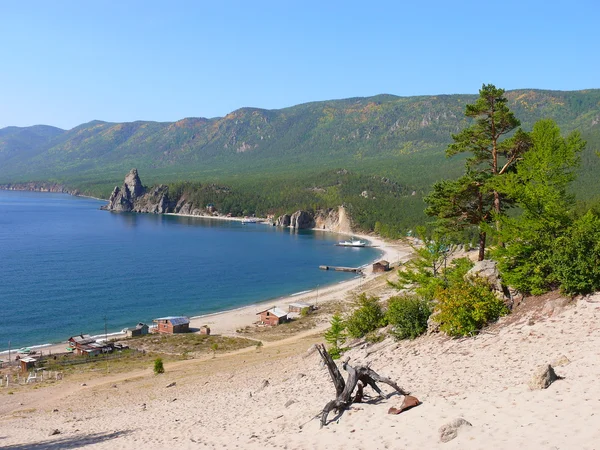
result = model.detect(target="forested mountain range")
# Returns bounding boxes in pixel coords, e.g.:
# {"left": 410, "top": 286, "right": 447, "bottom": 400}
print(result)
{"left": 1, "top": 89, "right": 599, "bottom": 234}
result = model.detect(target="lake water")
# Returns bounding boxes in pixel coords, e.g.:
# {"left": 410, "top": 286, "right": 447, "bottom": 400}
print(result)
{"left": 0, "top": 190, "right": 380, "bottom": 350}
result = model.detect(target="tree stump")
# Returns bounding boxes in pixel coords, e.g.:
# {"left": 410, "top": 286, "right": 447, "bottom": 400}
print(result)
{"left": 316, "top": 344, "right": 409, "bottom": 427}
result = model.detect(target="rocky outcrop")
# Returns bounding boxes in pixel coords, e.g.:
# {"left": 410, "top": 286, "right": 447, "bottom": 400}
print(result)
{"left": 290, "top": 210, "right": 315, "bottom": 229}
{"left": 314, "top": 206, "right": 352, "bottom": 233}
{"left": 102, "top": 169, "right": 146, "bottom": 212}
{"left": 276, "top": 214, "right": 291, "bottom": 227}
{"left": 466, "top": 259, "right": 514, "bottom": 306}
{"left": 274, "top": 206, "right": 353, "bottom": 232}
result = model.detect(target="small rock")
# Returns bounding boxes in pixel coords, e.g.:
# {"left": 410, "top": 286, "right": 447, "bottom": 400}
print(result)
{"left": 53, "top": 409, "right": 59, "bottom": 413}
{"left": 81, "top": 383, "right": 87, "bottom": 387}
{"left": 111, "top": 384, "right": 117, "bottom": 388}
{"left": 258, "top": 379, "right": 269, "bottom": 391}
{"left": 285, "top": 399, "right": 296, "bottom": 408}
{"left": 528, "top": 364, "right": 560, "bottom": 390}
{"left": 296, "top": 373, "right": 306, "bottom": 380}
{"left": 552, "top": 355, "right": 571, "bottom": 367}
{"left": 49, "top": 429, "right": 61, "bottom": 436}
{"left": 439, "top": 418, "right": 472, "bottom": 443}
{"left": 166, "top": 382, "right": 176, "bottom": 388}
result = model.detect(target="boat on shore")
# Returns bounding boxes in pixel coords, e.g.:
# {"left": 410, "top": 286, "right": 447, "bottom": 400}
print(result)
{"left": 242, "top": 218, "right": 259, "bottom": 224}
{"left": 337, "top": 239, "right": 366, "bottom": 247}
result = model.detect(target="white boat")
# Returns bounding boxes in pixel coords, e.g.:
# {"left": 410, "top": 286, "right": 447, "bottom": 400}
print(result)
{"left": 338, "top": 239, "right": 366, "bottom": 247}
{"left": 241, "top": 218, "right": 258, "bottom": 224}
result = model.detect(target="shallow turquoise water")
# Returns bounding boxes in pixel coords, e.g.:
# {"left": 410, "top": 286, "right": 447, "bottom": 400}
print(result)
{"left": 0, "top": 190, "right": 380, "bottom": 350}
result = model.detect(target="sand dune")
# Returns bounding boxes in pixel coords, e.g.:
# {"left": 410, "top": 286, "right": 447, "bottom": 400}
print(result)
{"left": 1, "top": 258, "right": 599, "bottom": 449}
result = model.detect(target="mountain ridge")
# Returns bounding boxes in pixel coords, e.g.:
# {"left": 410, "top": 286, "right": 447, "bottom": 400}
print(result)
{"left": 1, "top": 89, "right": 598, "bottom": 200}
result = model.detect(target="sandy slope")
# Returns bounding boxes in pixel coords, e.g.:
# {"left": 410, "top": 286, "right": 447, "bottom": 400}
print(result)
{"left": 1, "top": 278, "right": 599, "bottom": 449}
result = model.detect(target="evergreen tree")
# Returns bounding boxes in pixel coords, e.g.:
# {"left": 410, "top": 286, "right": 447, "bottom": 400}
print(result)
{"left": 426, "top": 84, "right": 530, "bottom": 260}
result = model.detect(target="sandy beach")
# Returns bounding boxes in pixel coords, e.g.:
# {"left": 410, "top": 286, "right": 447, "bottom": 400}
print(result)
{"left": 1, "top": 267, "right": 599, "bottom": 448}
{"left": 0, "top": 229, "right": 410, "bottom": 362}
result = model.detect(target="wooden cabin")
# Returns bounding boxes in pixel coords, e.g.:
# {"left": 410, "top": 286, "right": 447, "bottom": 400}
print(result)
{"left": 200, "top": 325, "right": 211, "bottom": 335}
{"left": 124, "top": 323, "right": 149, "bottom": 338}
{"left": 67, "top": 334, "right": 112, "bottom": 356}
{"left": 256, "top": 307, "right": 288, "bottom": 326}
{"left": 153, "top": 316, "right": 190, "bottom": 334}
{"left": 372, "top": 260, "right": 390, "bottom": 273}
{"left": 19, "top": 356, "right": 38, "bottom": 372}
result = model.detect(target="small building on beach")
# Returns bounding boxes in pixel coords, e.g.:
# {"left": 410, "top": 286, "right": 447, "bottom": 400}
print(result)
{"left": 124, "top": 323, "right": 149, "bottom": 338}
{"left": 200, "top": 325, "right": 211, "bottom": 335}
{"left": 19, "top": 356, "right": 38, "bottom": 372}
{"left": 67, "top": 334, "right": 113, "bottom": 356}
{"left": 153, "top": 316, "right": 190, "bottom": 334}
{"left": 372, "top": 260, "right": 390, "bottom": 273}
{"left": 257, "top": 307, "right": 288, "bottom": 326}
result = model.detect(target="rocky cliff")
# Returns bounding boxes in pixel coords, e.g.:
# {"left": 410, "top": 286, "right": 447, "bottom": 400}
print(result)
{"left": 274, "top": 206, "right": 352, "bottom": 232}
{"left": 314, "top": 206, "right": 352, "bottom": 233}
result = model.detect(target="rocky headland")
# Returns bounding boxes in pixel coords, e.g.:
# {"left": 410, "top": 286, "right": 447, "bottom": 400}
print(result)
{"left": 102, "top": 169, "right": 353, "bottom": 232}
{"left": 0, "top": 182, "right": 80, "bottom": 196}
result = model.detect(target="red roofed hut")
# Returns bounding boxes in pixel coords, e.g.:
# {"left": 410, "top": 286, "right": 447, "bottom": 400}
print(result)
{"left": 256, "top": 307, "right": 288, "bottom": 326}
{"left": 153, "top": 316, "right": 190, "bottom": 334}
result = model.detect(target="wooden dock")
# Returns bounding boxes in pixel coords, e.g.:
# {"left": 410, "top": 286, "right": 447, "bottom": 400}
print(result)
{"left": 319, "top": 265, "right": 362, "bottom": 273}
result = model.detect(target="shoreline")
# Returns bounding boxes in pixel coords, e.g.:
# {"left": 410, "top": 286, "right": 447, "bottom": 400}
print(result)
{"left": 0, "top": 225, "right": 411, "bottom": 359}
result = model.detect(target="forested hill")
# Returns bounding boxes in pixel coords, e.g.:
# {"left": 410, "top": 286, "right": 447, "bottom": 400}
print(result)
{"left": 1, "top": 89, "right": 599, "bottom": 201}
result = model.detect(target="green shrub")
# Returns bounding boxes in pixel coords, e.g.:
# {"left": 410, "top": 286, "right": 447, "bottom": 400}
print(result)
{"left": 436, "top": 278, "right": 508, "bottom": 337}
{"left": 386, "top": 295, "right": 432, "bottom": 340}
{"left": 153, "top": 357, "right": 165, "bottom": 375}
{"left": 345, "top": 294, "right": 387, "bottom": 339}
{"left": 552, "top": 211, "right": 600, "bottom": 295}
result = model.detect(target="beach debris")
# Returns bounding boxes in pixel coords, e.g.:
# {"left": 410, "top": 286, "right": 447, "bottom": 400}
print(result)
{"left": 111, "top": 384, "right": 117, "bottom": 388}
{"left": 296, "top": 373, "right": 306, "bottom": 380}
{"left": 285, "top": 399, "right": 296, "bottom": 408}
{"left": 316, "top": 344, "right": 409, "bottom": 427}
{"left": 439, "top": 418, "right": 472, "bottom": 443}
{"left": 304, "top": 344, "right": 318, "bottom": 358}
{"left": 387, "top": 395, "right": 421, "bottom": 414}
{"left": 49, "top": 429, "right": 61, "bottom": 436}
{"left": 81, "top": 383, "right": 87, "bottom": 387}
{"left": 528, "top": 364, "right": 561, "bottom": 390}
{"left": 166, "top": 382, "right": 176, "bottom": 388}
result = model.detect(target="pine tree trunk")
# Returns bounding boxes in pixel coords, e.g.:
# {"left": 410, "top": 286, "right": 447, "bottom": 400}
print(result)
{"left": 478, "top": 230, "right": 486, "bottom": 261}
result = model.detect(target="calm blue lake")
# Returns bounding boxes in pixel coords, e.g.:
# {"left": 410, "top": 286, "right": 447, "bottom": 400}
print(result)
{"left": 0, "top": 190, "right": 380, "bottom": 350}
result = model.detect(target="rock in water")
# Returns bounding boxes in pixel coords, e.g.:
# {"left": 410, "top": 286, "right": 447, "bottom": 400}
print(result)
{"left": 102, "top": 168, "right": 145, "bottom": 212}
{"left": 276, "top": 214, "right": 291, "bottom": 227}
{"left": 439, "top": 418, "right": 472, "bottom": 443}
{"left": 290, "top": 210, "right": 315, "bottom": 229}
{"left": 528, "top": 364, "right": 560, "bottom": 390}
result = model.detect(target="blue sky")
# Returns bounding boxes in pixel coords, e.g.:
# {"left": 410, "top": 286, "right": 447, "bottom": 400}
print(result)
{"left": 1, "top": 0, "right": 598, "bottom": 129}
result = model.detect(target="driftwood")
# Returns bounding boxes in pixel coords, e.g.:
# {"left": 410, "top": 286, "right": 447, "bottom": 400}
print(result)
{"left": 316, "top": 344, "right": 409, "bottom": 427}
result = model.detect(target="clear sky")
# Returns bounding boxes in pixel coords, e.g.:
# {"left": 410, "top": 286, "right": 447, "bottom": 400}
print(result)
{"left": 1, "top": 0, "right": 598, "bottom": 130}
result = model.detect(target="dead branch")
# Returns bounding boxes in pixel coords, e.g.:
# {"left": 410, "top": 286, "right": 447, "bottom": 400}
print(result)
{"left": 316, "top": 344, "right": 409, "bottom": 427}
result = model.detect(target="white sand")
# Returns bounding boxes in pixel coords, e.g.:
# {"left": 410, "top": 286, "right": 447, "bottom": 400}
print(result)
{"left": 1, "top": 269, "right": 599, "bottom": 449}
